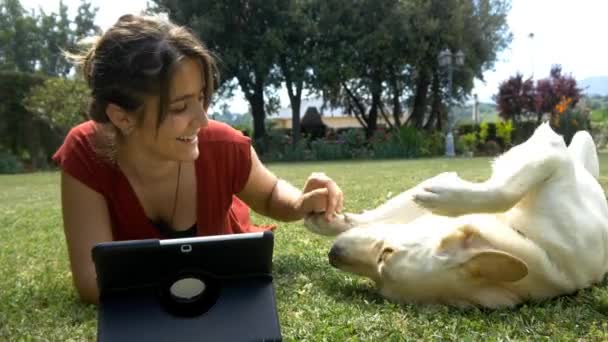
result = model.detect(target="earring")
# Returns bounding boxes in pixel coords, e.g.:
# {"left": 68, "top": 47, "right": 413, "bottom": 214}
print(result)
{"left": 122, "top": 126, "right": 133, "bottom": 136}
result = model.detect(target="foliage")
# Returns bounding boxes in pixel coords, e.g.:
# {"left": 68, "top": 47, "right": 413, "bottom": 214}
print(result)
{"left": 479, "top": 121, "right": 490, "bottom": 144}
{"left": 495, "top": 119, "right": 514, "bottom": 146}
{"left": 371, "top": 126, "right": 441, "bottom": 159}
{"left": 0, "top": 71, "right": 54, "bottom": 168}
{"left": 552, "top": 108, "right": 591, "bottom": 145}
{"left": 591, "top": 109, "right": 608, "bottom": 123}
{"left": 456, "top": 120, "right": 514, "bottom": 154}
{"left": 151, "top": 0, "right": 512, "bottom": 142}
{"left": 0, "top": 0, "right": 100, "bottom": 76}
{"left": 494, "top": 73, "right": 535, "bottom": 123}
{"left": 0, "top": 150, "right": 24, "bottom": 174}
{"left": 23, "top": 77, "right": 89, "bottom": 135}
{"left": 406, "top": 0, "right": 512, "bottom": 129}
{"left": 495, "top": 65, "right": 583, "bottom": 126}
{"left": 0, "top": 0, "right": 39, "bottom": 72}
{"left": 257, "top": 125, "right": 446, "bottom": 162}
{"left": 0, "top": 0, "right": 100, "bottom": 171}
{"left": 535, "top": 66, "right": 583, "bottom": 122}
{"left": 459, "top": 132, "right": 478, "bottom": 153}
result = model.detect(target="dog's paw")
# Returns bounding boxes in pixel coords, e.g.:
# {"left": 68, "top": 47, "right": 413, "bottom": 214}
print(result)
{"left": 303, "top": 212, "right": 357, "bottom": 236}
{"left": 412, "top": 172, "right": 476, "bottom": 217}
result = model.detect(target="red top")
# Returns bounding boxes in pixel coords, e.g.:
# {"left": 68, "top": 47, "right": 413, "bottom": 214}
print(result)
{"left": 53, "top": 120, "right": 274, "bottom": 241}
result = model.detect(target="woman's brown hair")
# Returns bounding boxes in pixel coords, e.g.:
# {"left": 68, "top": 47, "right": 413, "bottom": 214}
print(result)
{"left": 68, "top": 14, "right": 219, "bottom": 159}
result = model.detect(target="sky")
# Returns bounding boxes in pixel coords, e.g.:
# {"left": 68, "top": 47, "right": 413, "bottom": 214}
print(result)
{"left": 20, "top": 0, "right": 608, "bottom": 113}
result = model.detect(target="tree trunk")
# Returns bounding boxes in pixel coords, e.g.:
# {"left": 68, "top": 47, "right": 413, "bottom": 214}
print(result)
{"left": 280, "top": 56, "right": 304, "bottom": 146}
{"left": 239, "top": 72, "right": 267, "bottom": 148}
{"left": 287, "top": 80, "right": 303, "bottom": 146}
{"left": 388, "top": 71, "right": 402, "bottom": 128}
{"left": 250, "top": 88, "right": 266, "bottom": 142}
{"left": 410, "top": 72, "right": 431, "bottom": 128}
{"left": 426, "top": 72, "right": 442, "bottom": 131}
{"left": 367, "top": 89, "right": 380, "bottom": 138}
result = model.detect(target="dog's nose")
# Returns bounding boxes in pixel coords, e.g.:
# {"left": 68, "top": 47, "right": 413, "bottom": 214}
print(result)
{"left": 328, "top": 245, "right": 344, "bottom": 267}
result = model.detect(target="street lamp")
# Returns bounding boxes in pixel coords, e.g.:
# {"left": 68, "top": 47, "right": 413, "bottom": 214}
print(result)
{"left": 438, "top": 48, "right": 465, "bottom": 157}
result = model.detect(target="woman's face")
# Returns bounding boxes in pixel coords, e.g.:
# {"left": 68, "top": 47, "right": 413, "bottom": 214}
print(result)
{"left": 132, "top": 57, "right": 208, "bottom": 162}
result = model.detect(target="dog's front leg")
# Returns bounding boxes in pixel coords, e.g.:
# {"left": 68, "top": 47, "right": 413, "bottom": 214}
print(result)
{"left": 304, "top": 187, "right": 430, "bottom": 235}
{"left": 413, "top": 127, "right": 568, "bottom": 216}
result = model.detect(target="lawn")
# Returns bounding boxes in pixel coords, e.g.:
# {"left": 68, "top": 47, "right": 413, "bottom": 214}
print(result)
{"left": 2, "top": 156, "right": 608, "bottom": 341}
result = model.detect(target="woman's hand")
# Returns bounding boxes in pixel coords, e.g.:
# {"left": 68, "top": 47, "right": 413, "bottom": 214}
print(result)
{"left": 294, "top": 172, "right": 344, "bottom": 221}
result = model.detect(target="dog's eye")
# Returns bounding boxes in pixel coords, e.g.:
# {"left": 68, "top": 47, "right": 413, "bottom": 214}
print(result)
{"left": 378, "top": 247, "right": 395, "bottom": 264}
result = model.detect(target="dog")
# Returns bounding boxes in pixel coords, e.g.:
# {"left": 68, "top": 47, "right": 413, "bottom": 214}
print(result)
{"left": 304, "top": 123, "right": 608, "bottom": 308}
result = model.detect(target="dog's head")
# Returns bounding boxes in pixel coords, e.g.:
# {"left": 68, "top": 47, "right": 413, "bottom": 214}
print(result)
{"left": 328, "top": 215, "right": 529, "bottom": 306}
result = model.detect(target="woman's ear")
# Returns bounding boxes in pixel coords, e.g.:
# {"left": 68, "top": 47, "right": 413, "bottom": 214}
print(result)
{"left": 106, "top": 103, "right": 135, "bottom": 135}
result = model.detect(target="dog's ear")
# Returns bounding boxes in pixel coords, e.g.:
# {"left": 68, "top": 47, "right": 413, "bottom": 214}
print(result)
{"left": 464, "top": 250, "right": 528, "bottom": 282}
{"left": 438, "top": 225, "right": 528, "bottom": 282}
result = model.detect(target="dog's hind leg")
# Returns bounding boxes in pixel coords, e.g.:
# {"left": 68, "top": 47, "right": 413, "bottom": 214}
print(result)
{"left": 413, "top": 123, "right": 572, "bottom": 216}
{"left": 568, "top": 130, "right": 599, "bottom": 179}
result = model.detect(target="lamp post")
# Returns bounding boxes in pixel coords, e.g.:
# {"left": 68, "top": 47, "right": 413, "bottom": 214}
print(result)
{"left": 438, "top": 49, "right": 465, "bottom": 157}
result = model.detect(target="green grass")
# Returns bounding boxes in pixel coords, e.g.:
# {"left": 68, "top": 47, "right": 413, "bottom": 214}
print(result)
{"left": 2, "top": 156, "right": 608, "bottom": 340}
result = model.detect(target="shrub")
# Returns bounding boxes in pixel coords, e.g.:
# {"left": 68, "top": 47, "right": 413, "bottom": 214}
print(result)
{"left": 496, "top": 120, "right": 514, "bottom": 146}
{"left": 460, "top": 132, "right": 478, "bottom": 153}
{"left": 420, "top": 131, "right": 445, "bottom": 156}
{"left": 310, "top": 141, "right": 345, "bottom": 160}
{"left": 0, "top": 150, "right": 24, "bottom": 174}
{"left": 552, "top": 109, "right": 591, "bottom": 145}
{"left": 338, "top": 129, "right": 369, "bottom": 158}
{"left": 479, "top": 121, "right": 490, "bottom": 144}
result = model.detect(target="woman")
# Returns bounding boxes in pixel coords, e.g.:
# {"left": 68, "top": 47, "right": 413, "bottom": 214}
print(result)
{"left": 53, "top": 14, "right": 343, "bottom": 304}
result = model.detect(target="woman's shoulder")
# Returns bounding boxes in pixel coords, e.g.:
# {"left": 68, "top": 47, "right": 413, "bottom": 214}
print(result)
{"left": 54, "top": 120, "right": 101, "bottom": 158}
{"left": 199, "top": 120, "right": 251, "bottom": 145}
{"left": 65, "top": 120, "right": 98, "bottom": 141}
{"left": 53, "top": 120, "right": 115, "bottom": 196}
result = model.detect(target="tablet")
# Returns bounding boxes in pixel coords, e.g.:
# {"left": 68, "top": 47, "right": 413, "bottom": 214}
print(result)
{"left": 92, "top": 231, "right": 282, "bottom": 342}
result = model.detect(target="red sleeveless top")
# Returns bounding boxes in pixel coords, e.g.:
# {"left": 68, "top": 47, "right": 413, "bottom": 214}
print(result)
{"left": 53, "top": 120, "right": 273, "bottom": 241}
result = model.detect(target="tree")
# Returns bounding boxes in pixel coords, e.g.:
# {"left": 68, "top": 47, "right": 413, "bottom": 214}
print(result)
{"left": 534, "top": 65, "right": 582, "bottom": 122}
{"left": 407, "top": 0, "right": 511, "bottom": 130}
{"left": 37, "top": 0, "right": 100, "bottom": 76}
{"left": 73, "top": 0, "right": 100, "bottom": 39}
{"left": 151, "top": 0, "right": 287, "bottom": 144}
{"left": 310, "top": 0, "right": 511, "bottom": 136}
{"left": 1, "top": 0, "right": 100, "bottom": 76}
{"left": 23, "top": 77, "right": 89, "bottom": 135}
{"left": 495, "top": 65, "right": 583, "bottom": 125}
{"left": 0, "top": 71, "right": 50, "bottom": 169}
{"left": 311, "top": 0, "right": 409, "bottom": 137}
{"left": 0, "top": 0, "right": 39, "bottom": 72}
{"left": 36, "top": 1, "right": 73, "bottom": 76}
{"left": 494, "top": 73, "right": 535, "bottom": 123}
{"left": 275, "top": 0, "right": 318, "bottom": 145}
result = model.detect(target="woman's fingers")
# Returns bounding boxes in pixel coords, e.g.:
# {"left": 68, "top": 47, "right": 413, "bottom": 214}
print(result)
{"left": 302, "top": 172, "right": 344, "bottom": 221}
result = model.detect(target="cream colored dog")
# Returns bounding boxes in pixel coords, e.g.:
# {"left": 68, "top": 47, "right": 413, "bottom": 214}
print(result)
{"left": 305, "top": 123, "right": 608, "bottom": 308}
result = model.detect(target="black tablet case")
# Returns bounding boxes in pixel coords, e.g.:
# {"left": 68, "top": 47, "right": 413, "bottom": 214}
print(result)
{"left": 92, "top": 231, "right": 282, "bottom": 342}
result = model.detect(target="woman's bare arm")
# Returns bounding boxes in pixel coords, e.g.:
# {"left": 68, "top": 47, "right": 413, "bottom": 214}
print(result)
{"left": 60, "top": 171, "right": 113, "bottom": 304}
{"left": 237, "top": 147, "right": 343, "bottom": 222}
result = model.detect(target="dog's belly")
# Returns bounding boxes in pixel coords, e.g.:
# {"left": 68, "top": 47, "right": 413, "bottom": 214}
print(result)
{"left": 507, "top": 170, "right": 608, "bottom": 287}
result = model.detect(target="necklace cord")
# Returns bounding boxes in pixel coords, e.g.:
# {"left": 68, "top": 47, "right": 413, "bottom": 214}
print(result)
{"left": 170, "top": 161, "right": 181, "bottom": 229}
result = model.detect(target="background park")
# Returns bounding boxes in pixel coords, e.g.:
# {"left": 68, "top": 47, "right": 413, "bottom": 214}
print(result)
{"left": 2, "top": 0, "right": 608, "bottom": 340}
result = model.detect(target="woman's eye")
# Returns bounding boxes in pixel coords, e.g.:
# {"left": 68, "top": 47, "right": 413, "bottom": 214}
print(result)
{"left": 170, "top": 103, "right": 187, "bottom": 113}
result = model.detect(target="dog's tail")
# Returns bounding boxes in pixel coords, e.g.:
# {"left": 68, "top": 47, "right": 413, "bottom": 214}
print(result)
{"left": 568, "top": 130, "right": 599, "bottom": 179}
